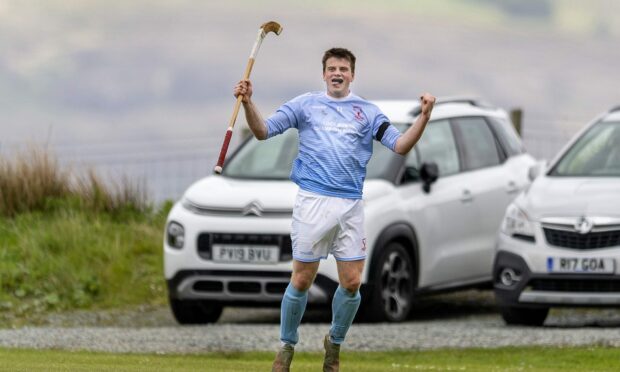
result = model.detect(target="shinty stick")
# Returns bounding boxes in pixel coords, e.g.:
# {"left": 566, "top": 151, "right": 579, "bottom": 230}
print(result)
{"left": 213, "top": 21, "right": 283, "bottom": 174}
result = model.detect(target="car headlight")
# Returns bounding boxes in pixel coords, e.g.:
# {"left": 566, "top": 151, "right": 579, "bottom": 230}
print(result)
{"left": 166, "top": 221, "right": 185, "bottom": 249}
{"left": 500, "top": 204, "right": 536, "bottom": 243}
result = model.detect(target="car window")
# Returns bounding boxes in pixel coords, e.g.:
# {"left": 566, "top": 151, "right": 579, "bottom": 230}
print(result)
{"left": 224, "top": 130, "right": 298, "bottom": 179}
{"left": 488, "top": 117, "right": 524, "bottom": 156}
{"left": 404, "top": 146, "right": 420, "bottom": 168}
{"left": 415, "top": 119, "right": 460, "bottom": 176}
{"left": 453, "top": 117, "right": 502, "bottom": 170}
{"left": 551, "top": 121, "right": 620, "bottom": 177}
{"left": 224, "top": 123, "right": 407, "bottom": 180}
{"left": 400, "top": 145, "right": 421, "bottom": 183}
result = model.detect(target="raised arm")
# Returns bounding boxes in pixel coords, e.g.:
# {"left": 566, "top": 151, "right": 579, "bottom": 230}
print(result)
{"left": 394, "top": 93, "right": 435, "bottom": 155}
{"left": 234, "top": 79, "right": 268, "bottom": 140}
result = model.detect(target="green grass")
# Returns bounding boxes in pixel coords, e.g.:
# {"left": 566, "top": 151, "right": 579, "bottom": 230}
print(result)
{"left": 0, "top": 147, "right": 169, "bottom": 326}
{"left": 1, "top": 347, "right": 620, "bottom": 371}
{"left": 0, "top": 202, "right": 170, "bottom": 326}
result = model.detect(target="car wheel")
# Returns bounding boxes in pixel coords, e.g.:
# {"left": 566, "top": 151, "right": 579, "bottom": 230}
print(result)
{"left": 169, "top": 299, "right": 223, "bottom": 324}
{"left": 364, "top": 242, "right": 415, "bottom": 322}
{"left": 500, "top": 306, "right": 549, "bottom": 326}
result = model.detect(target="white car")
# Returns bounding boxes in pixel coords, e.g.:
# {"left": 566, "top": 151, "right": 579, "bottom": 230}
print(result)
{"left": 164, "top": 97, "right": 535, "bottom": 323}
{"left": 494, "top": 106, "right": 620, "bottom": 326}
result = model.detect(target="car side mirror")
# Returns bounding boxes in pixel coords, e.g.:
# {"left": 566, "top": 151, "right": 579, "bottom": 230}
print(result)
{"left": 420, "top": 162, "right": 439, "bottom": 193}
{"left": 527, "top": 160, "right": 546, "bottom": 181}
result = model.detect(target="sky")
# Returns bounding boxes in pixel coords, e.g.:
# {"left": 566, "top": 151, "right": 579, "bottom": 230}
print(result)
{"left": 1, "top": 0, "right": 619, "bottom": 200}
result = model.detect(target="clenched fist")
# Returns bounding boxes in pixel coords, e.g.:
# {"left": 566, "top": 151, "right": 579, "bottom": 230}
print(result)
{"left": 233, "top": 79, "right": 253, "bottom": 103}
{"left": 419, "top": 93, "right": 436, "bottom": 117}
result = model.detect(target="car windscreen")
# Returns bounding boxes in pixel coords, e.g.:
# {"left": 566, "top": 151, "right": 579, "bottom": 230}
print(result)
{"left": 550, "top": 121, "right": 620, "bottom": 177}
{"left": 223, "top": 123, "right": 408, "bottom": 180}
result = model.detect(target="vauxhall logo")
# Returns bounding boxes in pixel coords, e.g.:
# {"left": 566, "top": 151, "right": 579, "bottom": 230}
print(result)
{"left": 242, "top": 200, "right": 264, "bottom": 217}
{"left": 574, "top": 216, "right": 593, "bottom": 235}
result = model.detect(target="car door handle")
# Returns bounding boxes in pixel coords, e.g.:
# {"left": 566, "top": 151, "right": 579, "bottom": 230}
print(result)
{"left": 506, "top": 181, "right": 519, "bottom": 194}
{"left": 460, "top": 189, "right": 474, "bottom": 203}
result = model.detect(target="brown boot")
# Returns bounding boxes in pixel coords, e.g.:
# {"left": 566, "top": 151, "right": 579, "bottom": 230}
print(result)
{"left": 272, "top": 343, "right": 294, "bottom": 372}
{"left": 322, "top": 334, "right": 340, "bottom": 372}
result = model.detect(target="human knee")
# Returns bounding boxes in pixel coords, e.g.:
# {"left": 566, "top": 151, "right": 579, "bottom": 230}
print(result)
{"left": 340, "top": 277, "right": 361, "bottom": 293}
{"left": 291, "top": 272, "right": 315, "bottom": 291}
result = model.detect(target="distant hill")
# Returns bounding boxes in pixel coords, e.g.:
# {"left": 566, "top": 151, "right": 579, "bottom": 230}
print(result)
{"left": 1, "top": 0, "right": 618, "bottom": 199}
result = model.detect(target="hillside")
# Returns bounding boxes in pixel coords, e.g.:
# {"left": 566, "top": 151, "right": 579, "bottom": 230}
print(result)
{"left": 1, "top": 0, "right": 619, "bottom": 199}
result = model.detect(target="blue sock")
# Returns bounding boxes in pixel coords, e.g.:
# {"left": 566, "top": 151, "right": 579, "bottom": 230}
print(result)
{"left": 329, "top": 286, "right": 361, "bottom": 344}
{"left": 280, "top": 282, "right": 308, "bottom": 345}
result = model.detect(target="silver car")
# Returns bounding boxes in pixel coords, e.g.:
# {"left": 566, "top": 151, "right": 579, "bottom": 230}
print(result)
{"left": 494, "top": 106, "right": 620, "bottom": 326}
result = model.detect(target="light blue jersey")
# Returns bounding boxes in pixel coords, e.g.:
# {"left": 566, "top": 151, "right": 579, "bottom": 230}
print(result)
{"left": 265, "top": 91, "right": 401, "bottom": 199}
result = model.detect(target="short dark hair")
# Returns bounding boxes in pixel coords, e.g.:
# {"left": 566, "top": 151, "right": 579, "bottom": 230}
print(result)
{"left": 322, "top": 47, "right": 356, "bottom": 74}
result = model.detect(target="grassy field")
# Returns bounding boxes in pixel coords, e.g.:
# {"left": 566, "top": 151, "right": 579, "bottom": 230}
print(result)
{"left": 0, "top": 148, "right": 169, "bottom": 326}
{"left": 2, "top": 147, "right": 619, "bottom": 372}
{"left": 2, "top": 347, "right": 620, "bottom": 372}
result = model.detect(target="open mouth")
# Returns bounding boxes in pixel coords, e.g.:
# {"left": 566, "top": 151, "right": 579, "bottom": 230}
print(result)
{"left": 331, "top": 78, "right": 344, "bottom": 84}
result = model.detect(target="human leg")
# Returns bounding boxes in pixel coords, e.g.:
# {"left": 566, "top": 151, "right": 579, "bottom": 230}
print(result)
{"left": 272, "top": 260, "right": 319, "bottom": 372}
{"left": 330, "top": 259, "right": 364, "bottom": 343}
{"left": 280, "top": 260, "right": 320, "bottom": 344}
{"left": 328, "top": 197, "right": 365, "bottom": 344}
{"left": 322, "top": 259, "right": 364, "bottom": 372}
{"left": 323, "top": 198, "right": 365, "bottom": 371}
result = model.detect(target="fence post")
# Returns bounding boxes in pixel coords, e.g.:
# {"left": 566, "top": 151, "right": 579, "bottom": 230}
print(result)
{"left": 510, "top": 108, "right": 523, "bottom": 136}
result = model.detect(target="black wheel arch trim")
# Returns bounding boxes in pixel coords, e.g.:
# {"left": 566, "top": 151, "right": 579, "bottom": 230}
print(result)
{"left": 367, "top": 222, "right": 419, "bottom": 287}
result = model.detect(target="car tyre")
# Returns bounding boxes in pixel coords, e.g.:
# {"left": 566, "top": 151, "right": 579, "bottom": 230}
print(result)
{"left": 169, "top": 299, "right": 223, "bottom": 324}
{"left": 500, "top": 306, "right": 549, "bottom": 326}
{"left": 363, "top": 242, "right": 415, "bottom": 322}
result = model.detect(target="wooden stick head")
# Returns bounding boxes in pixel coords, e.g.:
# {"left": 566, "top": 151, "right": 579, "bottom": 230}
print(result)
{"left": 260, "top": 21, "right": 283, "bottom": 37}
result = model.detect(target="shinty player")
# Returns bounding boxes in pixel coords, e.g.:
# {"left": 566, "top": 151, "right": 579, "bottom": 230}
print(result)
{"left": 233, "top": 47, "right": 435, "bottom": 372}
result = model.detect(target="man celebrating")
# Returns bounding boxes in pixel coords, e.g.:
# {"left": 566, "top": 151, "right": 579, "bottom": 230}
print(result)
{"left": 233, "top": 47, "right": 435, "bottom": 372}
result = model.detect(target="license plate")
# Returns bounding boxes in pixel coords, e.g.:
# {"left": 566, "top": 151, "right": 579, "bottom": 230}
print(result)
{"left": 212, "top": 244, "right": 279, "bottom": 264}
{"left": 547, "top": 257, "right": 615, "bottom": 274}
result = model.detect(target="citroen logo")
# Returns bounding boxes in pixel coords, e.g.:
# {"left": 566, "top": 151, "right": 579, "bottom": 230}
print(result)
{"left": 574, "top": 216, "right": 593, "bottom": 235}
{"left": 242, "top": 201, "right": 263, "bottom": 217}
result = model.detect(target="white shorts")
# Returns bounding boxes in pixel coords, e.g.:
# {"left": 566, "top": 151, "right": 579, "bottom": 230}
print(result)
{"left": 291, "top": 189, "right": 366, "bottom": 262}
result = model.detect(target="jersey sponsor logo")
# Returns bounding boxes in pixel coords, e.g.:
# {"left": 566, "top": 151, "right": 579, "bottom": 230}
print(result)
{"left": 319, "top": 121, "right": 357, "bottom": 135}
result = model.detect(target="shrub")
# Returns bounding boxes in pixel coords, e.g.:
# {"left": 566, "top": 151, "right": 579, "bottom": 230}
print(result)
{"left": 0, "top": 146, "right": 149, "bottom": 217}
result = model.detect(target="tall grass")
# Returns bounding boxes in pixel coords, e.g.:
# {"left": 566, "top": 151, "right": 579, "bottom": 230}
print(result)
{"left": 0, "top": 147, "right": 168, "bottom": 326}
{"left": 0, "top": 146, "right": 148, "bottom": 217}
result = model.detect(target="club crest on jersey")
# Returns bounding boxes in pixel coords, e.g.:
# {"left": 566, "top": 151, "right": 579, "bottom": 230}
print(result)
{"left": 352, "top": 105, "right": 364, "bottom": 122}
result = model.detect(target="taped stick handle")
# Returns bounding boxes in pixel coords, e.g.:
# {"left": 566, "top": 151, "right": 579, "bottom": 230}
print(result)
{"left": 214, "top": 128, "right": 233, "bottom": 174}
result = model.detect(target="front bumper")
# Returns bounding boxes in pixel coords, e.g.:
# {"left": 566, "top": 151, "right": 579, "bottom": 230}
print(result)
{"left": 167, "top": 269, "right": 338, "bottom": 306}
{"left": 494, "top": 233, "right": 620, "bottom": 308}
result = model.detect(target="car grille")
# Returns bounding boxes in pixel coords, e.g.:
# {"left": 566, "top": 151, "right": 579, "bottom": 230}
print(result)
{"left": 183, "top": 200, "right": 292, "bottom": 217}
{"left": 192, "top": 280, "right": 288, "bottom": 295}
{"left": 197, "top": 233, "right": 293, "bottom": 261}
{"left": 529, "top": 278, "right": 620, "bottom": 293}
{"left": 543, "top": 228, "right": 620, "bottom": 249}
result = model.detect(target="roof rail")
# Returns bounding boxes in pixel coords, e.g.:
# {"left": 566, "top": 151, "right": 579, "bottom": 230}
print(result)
{"left": 609, "top": 105, "right": 620, "bottom": 113}
{"left": 409, "top": 96, "right": 496, "bottom": 117}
